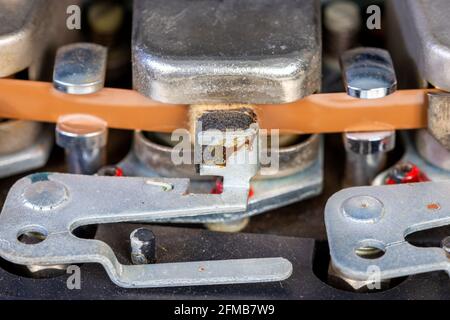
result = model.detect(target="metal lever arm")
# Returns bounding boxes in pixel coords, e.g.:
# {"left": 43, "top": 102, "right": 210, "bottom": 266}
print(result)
{"left": 325, "top": 181, "right": 450, "bottom": 282}
{"left": 107, "top": 257, "right": 292, "bottom": 288}
{"left": 0, "top": 171, "right": 292, "bottom": 288}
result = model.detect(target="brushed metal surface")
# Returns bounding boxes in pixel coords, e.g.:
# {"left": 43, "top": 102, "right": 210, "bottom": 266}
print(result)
{"left": 132, "top": 0, "right": 321, "bottom": 104}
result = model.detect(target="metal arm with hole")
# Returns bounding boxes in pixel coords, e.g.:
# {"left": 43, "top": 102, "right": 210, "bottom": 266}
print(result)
{"left": 0, "top": 124, "right": 292, "bottom": 288}
{"left": 325, "top": 182, "right": 450, "bottom": 282}
{"left": 0, "top": 171, "right": 292, "bottom": 288}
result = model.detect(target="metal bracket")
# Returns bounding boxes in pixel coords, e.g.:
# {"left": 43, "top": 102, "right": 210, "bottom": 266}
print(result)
{"left": 116, "top": 132, "right": 323, "bottom": 223}
{"left": 0, "top": 125, "right": 292, "bottom": 287}
{"left": 325, "top": 182, "right": 450, "bottom": 281}
{"left": 0, "top": 172, "right": 292, "bottom": 288}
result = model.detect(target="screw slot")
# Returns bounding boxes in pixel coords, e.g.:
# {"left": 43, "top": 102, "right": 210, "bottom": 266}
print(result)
{"left": 17, "top": 226, "right": 48, "bottom": 245}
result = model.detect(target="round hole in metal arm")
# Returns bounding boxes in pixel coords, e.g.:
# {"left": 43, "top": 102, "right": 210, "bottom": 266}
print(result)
{"left": 354, "top": 240, "right": 386, "bottom": 260}
{"left": 17, "top": 226, "right": 48, "bottom": 245}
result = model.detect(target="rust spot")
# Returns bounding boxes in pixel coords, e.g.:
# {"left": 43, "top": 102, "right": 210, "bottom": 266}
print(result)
{"left": 427, "top": 203, "right": 440, "bottom": 211}
{"left": 198, "top": 266, "right": 205, "bottom": 272}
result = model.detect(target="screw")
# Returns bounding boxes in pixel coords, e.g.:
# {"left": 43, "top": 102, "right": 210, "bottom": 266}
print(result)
{"left": 343, "top": 131, "right": 396, "bottom": 186}
{"left": 324, "top": 0, "right": 361, "bottom": 57}
{"left": 340, "top": 48, "right": 397, "bottom": 186}
{"left": 53, "top": 43, "right": 107, "bottom": 95}
{"left": 384, "top": 162, "right": 429, "bottom": 185}
{"left": 56, "top": 114, "right": 108, "bottom": 175}
{"left": 130, "top": 228, "right": 156, "bottom": 265}
{"left": 341, "top": 48, "right": 397, "bottom": 99}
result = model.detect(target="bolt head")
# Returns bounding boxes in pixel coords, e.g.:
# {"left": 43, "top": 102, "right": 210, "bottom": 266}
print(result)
{"left": 343, "top": 131, "right": 396, "bottom": 155}
{"left": 56, "top": 114, "right": 108, "bottom": 149}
